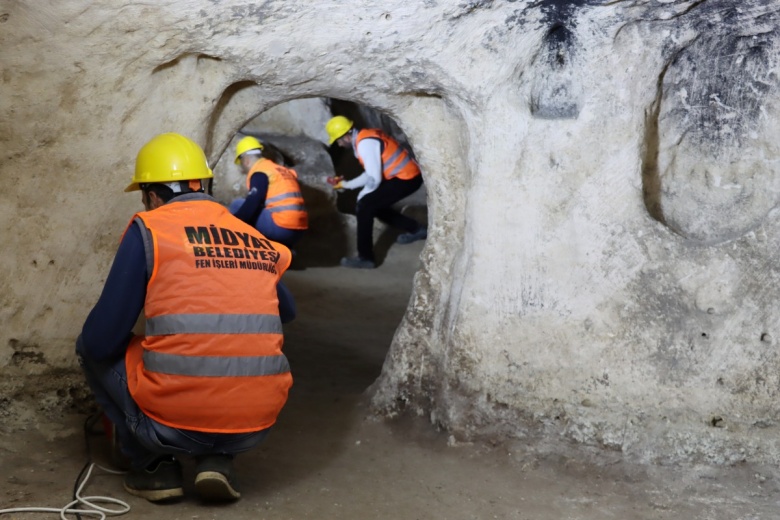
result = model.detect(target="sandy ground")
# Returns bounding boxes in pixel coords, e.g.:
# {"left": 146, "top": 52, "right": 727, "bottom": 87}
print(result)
{"left": 2, "top": 235, "right": 780, "bottom": 519}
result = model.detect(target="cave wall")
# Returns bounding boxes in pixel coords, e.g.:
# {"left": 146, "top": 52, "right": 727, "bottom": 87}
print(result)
{"left": 2, "top": 0, "right": 780, "bottom": 463}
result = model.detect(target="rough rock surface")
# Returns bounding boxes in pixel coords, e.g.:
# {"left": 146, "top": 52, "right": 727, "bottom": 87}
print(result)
{"left": 2, "top": 0, "right": 780, "bottom": 465}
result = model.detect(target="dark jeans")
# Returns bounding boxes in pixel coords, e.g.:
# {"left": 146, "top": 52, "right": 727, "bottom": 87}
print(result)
{"left": 255, "top": 209, "right": 305, "bottom": 248}
{"left": 228, "top": 198, "right": 305, "bottom": 248}
{"left": 356, "top": 175, "right": 424, "bottom": 261}
{"left": 76, "top": 338, "right": 269, "bottom": 470}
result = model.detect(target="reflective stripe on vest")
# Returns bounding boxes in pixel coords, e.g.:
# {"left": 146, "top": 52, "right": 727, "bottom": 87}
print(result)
{"left": 382, "top": 147, "right": 413, "bottom": 179}
{"left": 265, "top": 191, "right": 303, "bottom": 204}
{"left": 143, "top": 350, "right": 290, "bottom": 377}
{"left": 146, "top": 313, "right": 283, "bottom": 336}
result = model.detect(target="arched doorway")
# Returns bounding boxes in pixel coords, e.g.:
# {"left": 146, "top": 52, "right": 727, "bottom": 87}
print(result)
{"left": 210, "top": 95, "right": 429, "bottom": 410}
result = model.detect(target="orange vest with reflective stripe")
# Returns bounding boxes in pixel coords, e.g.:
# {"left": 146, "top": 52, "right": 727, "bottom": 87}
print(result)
{"left": 247, "top": 158, "right": 308, "bottom": 230}
{"left": 124, "top": 195, "right": 293, "bottom": 433}
{"left": 354, "top": 129, "right": 421, "bottom": 181}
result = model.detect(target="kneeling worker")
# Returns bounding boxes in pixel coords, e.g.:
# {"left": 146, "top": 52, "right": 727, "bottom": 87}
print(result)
{"left": 230, "top": 136, "right": 308, "bottom": 249}
{"left": 77, "top": 133, "right": 295, "bottom": 503}
{"left": 325, "top": 116, "right": 427, "bottom": 269}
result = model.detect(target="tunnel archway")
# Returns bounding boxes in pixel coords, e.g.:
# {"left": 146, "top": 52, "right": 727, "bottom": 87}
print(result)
{"left": 209, "top": 96, "right": 430, "bottom": 410}
{"left": 211, "top": 97, "right": 428, "bottom": 268}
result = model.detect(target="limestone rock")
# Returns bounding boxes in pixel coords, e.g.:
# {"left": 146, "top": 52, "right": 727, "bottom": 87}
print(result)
{"left": 3, "top": 0, "right": 780, "bottom": 464}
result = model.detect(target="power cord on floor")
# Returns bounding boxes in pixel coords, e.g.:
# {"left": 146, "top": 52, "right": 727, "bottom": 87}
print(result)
{"left": 0, "top": 412, "right": 131, "bottom": 519}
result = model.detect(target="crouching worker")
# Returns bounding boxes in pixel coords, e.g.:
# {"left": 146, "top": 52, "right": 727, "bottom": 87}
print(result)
{"left": 76, "top": 133, "right": 295, "bottom": 504}
{"left": 324, "top": 116, "right": 426, "bottom": 269}
{"left": 230, "top": 136, "right": 308, "bottom": 249}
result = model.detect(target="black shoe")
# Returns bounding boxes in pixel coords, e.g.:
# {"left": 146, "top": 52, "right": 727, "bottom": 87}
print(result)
{"left": 194, "top": 454, "right": 241, "bottom": 502}
{"left": 123, "top": 456, "right": 183, "bottom": 503}
{"left": 340, "top": 256, "right": 376, "bottom": 269}
{"left": 396, "top": 226, "right": 427, "bottom": 244}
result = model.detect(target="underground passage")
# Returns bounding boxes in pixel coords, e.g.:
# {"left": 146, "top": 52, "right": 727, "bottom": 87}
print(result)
{"left": 2, "top": 1, "right": 780, "bottom": 518}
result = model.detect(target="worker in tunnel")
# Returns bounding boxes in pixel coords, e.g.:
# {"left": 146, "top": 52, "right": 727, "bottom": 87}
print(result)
{"left": 230, "top": 135, "right": 308, "bottom": 249}
{"left": 76, "top": 133, "right": 296, "bottom": 504}
{"left": 325, "top": 115, "right": 427, "bottom": 269}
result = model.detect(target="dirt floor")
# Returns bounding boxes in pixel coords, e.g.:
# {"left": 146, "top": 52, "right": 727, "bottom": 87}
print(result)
{"left": 2, "top": 233, "right": 780, "bottom": 519}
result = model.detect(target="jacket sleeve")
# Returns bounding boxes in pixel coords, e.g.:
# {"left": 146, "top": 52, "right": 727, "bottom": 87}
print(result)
{"left": 233, "top": 173, "right": 270, "bottom": 224}
{"left": 342, "top": 137, "right": 382, "bottom": 198}
{"left": 77, "top": 222, "right": 147, "bottom": 362}
{"left": 277, "top": 280, "right": 296, "bottom": 324}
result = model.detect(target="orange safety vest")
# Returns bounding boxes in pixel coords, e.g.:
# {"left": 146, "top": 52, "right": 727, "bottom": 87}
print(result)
{"left": 247, "top": 158, "right": 308, "bottom": 230}
{"left": 124, "top": 194, "right": 293, "bottom": 433}
{"left": 354, "top": 129, "right": 421, "bottom": 181}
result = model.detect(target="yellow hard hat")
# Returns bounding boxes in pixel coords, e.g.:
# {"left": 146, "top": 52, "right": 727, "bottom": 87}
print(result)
{"left": 325, "top": 116, "right": 354, "bottom": 145}
{"left": 234, "top": 136, "right": 264, "bottom": 164}
{"left": 125, "top": 133, "right": 213, "bottom": 192}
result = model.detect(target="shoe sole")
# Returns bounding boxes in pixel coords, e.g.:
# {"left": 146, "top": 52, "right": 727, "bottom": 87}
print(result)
{"left": 123, "top": 482, "right": 184, "bottom": 503}
{"left": 195, "top": 471, "right": 241, "bottom": 501}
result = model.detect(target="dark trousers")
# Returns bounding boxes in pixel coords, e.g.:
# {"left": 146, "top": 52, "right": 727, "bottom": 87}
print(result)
{"left": 228, "top": 198, "right": 305, "bottom": 248}
{"left": 76, "top": 338, "right": 269, "bottom": 469}
{"left": 356, "top": 176, "right": 423, "bottom": 261}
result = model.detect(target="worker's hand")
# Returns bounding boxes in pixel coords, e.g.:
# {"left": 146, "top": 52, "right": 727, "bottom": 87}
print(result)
{"left": 326, "top": 176, "right": 344, "bottom": 190}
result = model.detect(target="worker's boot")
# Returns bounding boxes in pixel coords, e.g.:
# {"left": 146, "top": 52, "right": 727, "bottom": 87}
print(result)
{"left": 194, "top": 454, "right": 241, "bottom": 502}
{"left": 123, "top": 456, "right": 183, "bottom": 503}
{"left": 396, "top": 226, "right": 427, "bottom": 244}
{"left": 340, "top": 256, "right": 376, "bottom": 269}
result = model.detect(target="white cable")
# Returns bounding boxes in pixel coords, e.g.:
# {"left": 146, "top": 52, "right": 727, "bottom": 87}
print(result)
{"left": 0, "top": 463, "right": 131, "bottom": 519}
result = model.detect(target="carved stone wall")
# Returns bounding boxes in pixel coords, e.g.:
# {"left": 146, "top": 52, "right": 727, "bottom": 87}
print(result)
{"left": 2, "top": 0, "right": 780, "bottom": 464}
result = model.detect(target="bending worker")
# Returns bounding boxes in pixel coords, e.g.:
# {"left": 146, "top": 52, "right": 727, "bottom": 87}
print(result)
{"left": 76, "top": 133, "right": 295, "bottom": 504}
{"left": 230, "top": 136, "right": 308, "bottom": 248}
{"left": 325, "top": 116, "right": 427, "bottom": 269}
